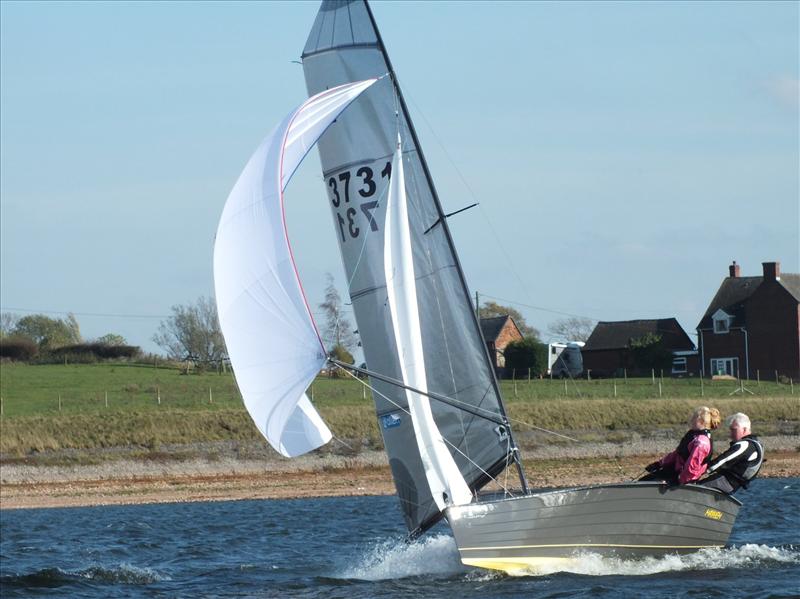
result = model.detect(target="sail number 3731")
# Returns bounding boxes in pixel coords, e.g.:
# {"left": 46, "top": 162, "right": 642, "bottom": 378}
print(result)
{"left": 328, "top": 161, "right": 391, "bottom": 242}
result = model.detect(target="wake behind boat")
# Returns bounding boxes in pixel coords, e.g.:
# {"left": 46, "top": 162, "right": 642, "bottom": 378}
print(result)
{"left": 213, "top": 0, "right": 744, "bottom": 574}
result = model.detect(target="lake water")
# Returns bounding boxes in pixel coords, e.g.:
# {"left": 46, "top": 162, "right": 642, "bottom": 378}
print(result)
{"left": 1, "top": 478, "right": 798, "bottom": 598}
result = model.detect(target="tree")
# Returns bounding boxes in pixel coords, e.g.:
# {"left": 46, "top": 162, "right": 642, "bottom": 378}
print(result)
{"left": 478, "top": 301, "right": 540, "bottom": 340}
{"left": 1, "top": 313, "right": 19, "bottom": 337}
{"left": 96, "top": 333, "right": 127, "bottom": 346}
{"left": 319, "top": 273, "right": 358, "bottom": 353}
{"left": 547, "top": 317, "right": 595, "bottom": 342}
{"left": 153, "top": 296, "right": 226, "bottom": 362}
{"left": 503, "top": 337, "right": 546, "bottom": 374}
{"left": 630, "top": 333, "right": 673, "bottom": 372}
{"left": 13, "top": 313, "right": 81, "bottom": 349}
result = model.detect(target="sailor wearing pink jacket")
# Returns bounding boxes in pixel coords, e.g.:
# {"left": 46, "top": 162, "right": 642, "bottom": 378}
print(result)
{"left": 640, "top": 406, "right": 721, "bottom": 485}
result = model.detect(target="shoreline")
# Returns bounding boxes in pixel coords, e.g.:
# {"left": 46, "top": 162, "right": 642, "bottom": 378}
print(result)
{"left": 2, "top": 437, "right": 798, "bottom": 510}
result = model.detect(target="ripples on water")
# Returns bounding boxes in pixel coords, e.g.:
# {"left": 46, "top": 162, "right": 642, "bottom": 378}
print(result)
{"left": 1, "top": 478, "right": 798, "bottom": 598}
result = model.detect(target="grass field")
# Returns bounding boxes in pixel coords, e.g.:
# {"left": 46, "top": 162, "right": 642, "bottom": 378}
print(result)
{"left": 0, "top": 362, "right": 797, "bottom": 455}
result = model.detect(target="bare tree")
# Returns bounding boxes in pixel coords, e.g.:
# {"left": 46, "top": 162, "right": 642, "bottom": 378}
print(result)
{"left": 547, "top": 316, "right": 595, "bottom": 342}
{"left": 153, "top": 296, "right": 226, "bottom": 362}
{"left": 319, "top": 273, "right": 357, "bottom": 354}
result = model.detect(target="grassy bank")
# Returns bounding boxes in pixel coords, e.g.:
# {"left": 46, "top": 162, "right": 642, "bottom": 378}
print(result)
{"left": 1, "top": 362, "right": 797, "bottom": 455}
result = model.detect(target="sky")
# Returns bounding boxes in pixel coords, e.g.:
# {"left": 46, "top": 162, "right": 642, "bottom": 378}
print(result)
{"left": 1, "top": 1, "right": 798, "bottom": 355}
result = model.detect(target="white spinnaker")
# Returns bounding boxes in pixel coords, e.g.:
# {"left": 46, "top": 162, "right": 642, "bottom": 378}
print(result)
{"left": 383, "top": 138, "right": 472, "bottom": 509}
{"left": 214, "top": 79, "right": 378, "bottom": 458}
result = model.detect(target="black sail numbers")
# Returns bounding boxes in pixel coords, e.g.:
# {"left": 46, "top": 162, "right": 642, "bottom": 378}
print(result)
{"left": 327, "top": 159, "right": 391, "bottom": 243}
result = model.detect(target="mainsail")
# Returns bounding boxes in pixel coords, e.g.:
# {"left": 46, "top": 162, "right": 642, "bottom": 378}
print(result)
{"left": 214, "top": 78, "right": 377, "bottom": 458}
{"left": 302, "top": 0, "right": 521, "bottom": 534}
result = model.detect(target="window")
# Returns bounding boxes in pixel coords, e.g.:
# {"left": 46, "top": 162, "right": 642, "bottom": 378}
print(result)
{"left": 710, "top": 357, "right": 738, "bottom": 377}
{"left": 712, "top": 310, "right": 731, "bottom": 334}
{"left": 672, "top": 357, "right": 687, "bottom": 374}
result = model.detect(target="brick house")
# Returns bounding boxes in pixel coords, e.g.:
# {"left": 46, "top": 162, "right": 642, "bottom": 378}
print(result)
{"left": 697, "top": 261, "right": 800, "bottom": 380}
{"left": 582, "top": 318, "right": 698, "bottom": 377}
{"left": 480, "top": 315, "right": 523, "bottom": 369}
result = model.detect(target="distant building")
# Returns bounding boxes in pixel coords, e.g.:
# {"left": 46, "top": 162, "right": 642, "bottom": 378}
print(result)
{"left": 697, "top": 261, "right": 800, "bottom": 380}
{"left": 582, "top": 318, "right": 698, "bottom": 377}
{"left": 479, "top": 315, "right": 523, "bottom": 369}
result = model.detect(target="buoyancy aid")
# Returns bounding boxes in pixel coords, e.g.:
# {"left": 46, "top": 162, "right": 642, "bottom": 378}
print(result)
{"left": 708, "top": 434, "right": 763, "bottom": 490}
{"left": 676, "top": 429, "right": 713, "bottom": 465}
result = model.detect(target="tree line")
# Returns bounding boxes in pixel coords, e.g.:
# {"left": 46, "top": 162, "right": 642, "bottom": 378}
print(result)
{"left": 1, "top": 276, "right": 600, "bottom": 373}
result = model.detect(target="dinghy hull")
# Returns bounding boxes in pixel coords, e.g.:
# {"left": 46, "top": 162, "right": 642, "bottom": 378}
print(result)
{"left": 447, "top": 482, "right": 741, "bottom": 573}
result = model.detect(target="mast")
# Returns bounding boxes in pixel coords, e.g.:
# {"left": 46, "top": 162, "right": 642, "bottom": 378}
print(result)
{"left": 362, "top": 0, "right": 528, "bottom": 493}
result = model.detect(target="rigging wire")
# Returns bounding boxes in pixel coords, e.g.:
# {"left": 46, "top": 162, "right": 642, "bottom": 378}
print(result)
{"left": 335, "top": 363, "right": 514, "bottom": 497}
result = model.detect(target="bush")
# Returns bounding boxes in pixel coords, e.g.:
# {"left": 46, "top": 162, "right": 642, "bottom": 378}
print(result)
{"left": 630, "top": 333, "right": 673, "bottom": 373}
{"left": 47, "top": 343, "right": 142, "bottom": 363}
{"left": 0, "top": 336, "right": 39, "bottom": 361}
{"left": 504, "top": 338, "right": 546, "bottom": 375}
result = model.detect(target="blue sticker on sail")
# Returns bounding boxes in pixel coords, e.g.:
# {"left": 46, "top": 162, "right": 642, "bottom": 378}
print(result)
{"left": 381, "top": 414, "right": 402, "bottom": 430}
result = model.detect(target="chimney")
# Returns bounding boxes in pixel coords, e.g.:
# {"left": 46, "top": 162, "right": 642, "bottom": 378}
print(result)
{"left": 729, "top": 261, "right": 740, "bottom": 278}
{"left": 762, "top": 261, "right": 780, "bottom": 281}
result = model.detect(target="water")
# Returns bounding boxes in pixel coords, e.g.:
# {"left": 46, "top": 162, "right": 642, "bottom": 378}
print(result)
{"left": 2, "top": 478, "right": 798, "bottom": 598}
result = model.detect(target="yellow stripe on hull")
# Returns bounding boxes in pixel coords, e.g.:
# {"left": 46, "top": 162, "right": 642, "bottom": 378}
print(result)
{"left": 461, "top": 556, "right": 576, "bottom": 575}
{"left": 459, "top": 543, "right": 722, "bottom": 574}
{"left": 460, "top": 542, "right": 719, "bottom": 551}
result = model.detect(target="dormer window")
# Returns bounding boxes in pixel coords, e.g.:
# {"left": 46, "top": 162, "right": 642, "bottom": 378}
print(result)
{"left": 712, "top": 309, "right": 731, "bottom": 334}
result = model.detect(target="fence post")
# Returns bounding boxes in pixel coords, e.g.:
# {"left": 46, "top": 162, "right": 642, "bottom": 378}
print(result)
{"left": 651, "top": 369, "right": 655, "bottom": 384}
{"left": 587, "top": 369, "right": 591, "bottom": 382}
{"left": 658, "top": 380, "right": 662, "bottom": 397}
{"left": 564, "top": 378, "right": 568, "bottom": 396}
{"left": 791, "top": 378, "right": 794, "bottom": 395}
{"left": 157, "top": 386, "right": 161, "bottom": 405}
{"left": 105, "top": 391, "right": 108, "bottom": 408}
{"left": 362, "top": 384, "right": 366, "bottom": 400}
{"left": 613, "top": 380, "right": 617, "bottom": 398}
{"left": 757, "top": 370, "right": 760, "bottom": 385}
{"left": 209, "top": 387, "right": 213, "bottom": 404}
{"left": 775, "top": 370, "right": 779, "bottom": 383}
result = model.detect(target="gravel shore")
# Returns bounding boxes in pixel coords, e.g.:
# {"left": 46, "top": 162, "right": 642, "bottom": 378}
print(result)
{"left": 2, "top": 436, "right": 797, "bottom": 510}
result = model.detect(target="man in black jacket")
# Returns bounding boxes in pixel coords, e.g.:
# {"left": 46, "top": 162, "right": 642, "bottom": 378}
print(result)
{"left": 700, "top": 412, "right": 763, "bottom": 494}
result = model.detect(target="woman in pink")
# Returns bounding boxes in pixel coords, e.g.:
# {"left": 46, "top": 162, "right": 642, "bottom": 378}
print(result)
{"left": 640, "top": 407, "right": 721, "bottom": 485}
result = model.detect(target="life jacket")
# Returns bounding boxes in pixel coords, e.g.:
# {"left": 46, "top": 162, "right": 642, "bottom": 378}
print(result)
{"left": 676, "top": 429, "right": 713, "bottom": 465}
{"left": 719, "top": 435, "right": 764, "bottom": 489}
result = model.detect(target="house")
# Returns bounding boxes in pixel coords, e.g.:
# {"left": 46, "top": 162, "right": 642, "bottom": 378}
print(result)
{"left": 697, "top": 261, "right": 800, "bottom": 380}
{"left": 479, "top": 315, "right": 523, "bottom": 369}
{"left": 582, "top": 318, "right": 698, "bottom": 377}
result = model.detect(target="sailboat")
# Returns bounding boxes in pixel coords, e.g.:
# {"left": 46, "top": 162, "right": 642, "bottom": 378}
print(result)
{"left": 214, "top": 0, "right": 741, "bottom": 574}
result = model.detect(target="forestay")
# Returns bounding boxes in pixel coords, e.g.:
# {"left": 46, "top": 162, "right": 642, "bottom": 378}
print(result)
{"left": 302, "top": 0, "right": 516, "bottom": 534}
{"left": 214, "top": 79, "right": 377, "bottom": 458}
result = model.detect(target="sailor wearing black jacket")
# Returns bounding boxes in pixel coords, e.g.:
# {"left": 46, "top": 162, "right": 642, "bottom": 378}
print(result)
{"left": 701, "top": 412, "right": 763, "bottom": 494}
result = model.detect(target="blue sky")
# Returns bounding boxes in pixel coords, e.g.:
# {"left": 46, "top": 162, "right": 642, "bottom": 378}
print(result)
{"left": 1, "top": 1, "right": 797, "bottom": 353}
